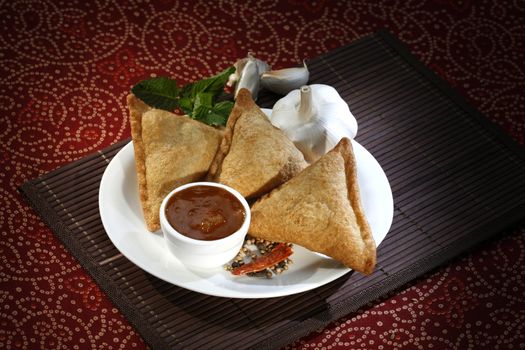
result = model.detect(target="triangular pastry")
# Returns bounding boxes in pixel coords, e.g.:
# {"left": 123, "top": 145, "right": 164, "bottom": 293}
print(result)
{"left": 127, "top": 94, "right": 223, "bottom": 232}
{"left": 249, "top": 137, "right": 376, "bottom": 274}
{"left": 207, "top": 88, "right": 307, "bottom": 198}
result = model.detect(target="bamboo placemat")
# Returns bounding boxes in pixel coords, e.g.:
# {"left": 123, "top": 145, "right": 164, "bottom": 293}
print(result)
{"left": 20, "top": 30, "right": 525, "bottom": 350}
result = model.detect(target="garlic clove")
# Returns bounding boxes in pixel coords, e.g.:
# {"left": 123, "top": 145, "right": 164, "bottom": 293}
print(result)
{"left": 234, "top": 57, "right": 261, "bottom": 99}
{"left": 229, "top": 53, "right": 270, "bottom": 99}
{"left": 254, "top": 56, "right": 270, "bottom": 76}
{"left": 227, "top": 57, "right": 247, "bottom": 87}
{"left": 260, "top": 61, "right": 309, "bottom": 95}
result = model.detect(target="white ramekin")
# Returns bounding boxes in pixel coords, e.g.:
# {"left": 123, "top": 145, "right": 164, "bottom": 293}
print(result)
{"left": 159, "top": 182, "right": 250, "bottom": 269}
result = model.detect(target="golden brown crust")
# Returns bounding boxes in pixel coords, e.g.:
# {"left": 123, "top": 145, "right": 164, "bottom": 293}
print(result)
{"left": 207, "top": 88, "right": 307, "bottom": 198}
{"left": 249, "top": 137, "right": 376, "bottom": 274}
{"left": 339, "top": 138, "right": 376, "bottom": 274}
{"left": 127, "top": 94, "right": 223, "bottom": 232}
{"left": 127, "top": 94, "right": 153, "bottom": 230}
{"left": 206, "top": 90, "right": 245, "bottom": 181}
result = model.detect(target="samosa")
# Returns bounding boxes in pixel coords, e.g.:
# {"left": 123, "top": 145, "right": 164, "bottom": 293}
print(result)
{"left": 207, "top": 88, "right": 307, "bottom": 198}
{"left": 127, "top": 94, "right": 223, "bottom": 232}
{"left": 249, "top": 137, "right": 376, "bottom": 274}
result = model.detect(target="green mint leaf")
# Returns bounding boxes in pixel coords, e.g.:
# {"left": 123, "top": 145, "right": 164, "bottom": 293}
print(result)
{"left": 178, "top": 97, "right": 193, "bottom": 115}
{"left": 212, "top": 100, "right": 234, "bottom": 116}
{"left": 132, "top": 66, "right": 235, "bottom": 126}
{"left": 193, "top": 92, "right": 213, "bottom": 110}
{"left": 202, "top": 111, "right": 229, "bottom": 126}
{"left": 131, "top": 77, "right": 180, "bottom": 111}
{"left": 180, "top": 83, "right": 194, "bottom": 98}
{"left": 191, "top": 92, "right": 214, "bottom": 121}
{"left": 192, "top": 106, "right": 210, "bottom": 121}
{"left": 204, "top": 66, "right": 235, "bottom": 94}
{"left": 192, "top": 100, "right": 234, "bottom": 126}
{"left": 186, "top": 66, "right": 235, "bottom": 99}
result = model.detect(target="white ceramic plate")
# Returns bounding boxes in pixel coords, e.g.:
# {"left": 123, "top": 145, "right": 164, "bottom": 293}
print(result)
{"left": 99, "top": 118, "right": 393, "bottom": 299}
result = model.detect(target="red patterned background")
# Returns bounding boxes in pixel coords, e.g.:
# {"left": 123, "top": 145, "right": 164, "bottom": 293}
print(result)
{"left": 1, "top": 0, "right": 524, "bottom": 349}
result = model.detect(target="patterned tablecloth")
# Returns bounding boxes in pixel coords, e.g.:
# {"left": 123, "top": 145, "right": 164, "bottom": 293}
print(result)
{"left": 1, "top": 1, "right": 524, "bottom": 349}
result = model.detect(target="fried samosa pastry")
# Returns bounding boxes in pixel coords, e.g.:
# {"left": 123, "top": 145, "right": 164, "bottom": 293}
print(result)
{"left": 128, "top": 94, "right": 223, "bottom": 232}
{"left": 207, "top": 88, "right": 307, "bottom": 198}
{"left": 249, "top": 137, "right": 376, "bottom": 274}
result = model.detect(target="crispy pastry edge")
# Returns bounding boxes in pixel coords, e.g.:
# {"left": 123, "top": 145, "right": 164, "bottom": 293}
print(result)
{"left": 206, "top": 88, "right": 252, "bottom": 181}
{"left": 127, "top": 94, "right": 159, "bottom": 232}
{"left": 338, "top": 138, "right": 376, "bottom": 274}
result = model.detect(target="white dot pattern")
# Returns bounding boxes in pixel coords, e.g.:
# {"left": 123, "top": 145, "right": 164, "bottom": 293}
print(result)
{"left": 0, "top": 0, "right": 523, "bottom": 349}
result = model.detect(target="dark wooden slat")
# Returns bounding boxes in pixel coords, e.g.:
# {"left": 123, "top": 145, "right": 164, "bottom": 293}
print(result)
{"left": 377, "top": 226, "right": 438, "bottom": 263}
{"left": 36, "top": 142, "right": 124, "bottom": 185}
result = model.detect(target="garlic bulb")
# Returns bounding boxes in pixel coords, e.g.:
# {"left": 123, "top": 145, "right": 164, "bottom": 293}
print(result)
{"left": 269, "top": 84, "right": 357, "bottom": 163}
{"left": 260, "top": 61, "right": 309, "bottom": 95}
{"left": 228, "top": 53, "right": 270, "bottom": 99}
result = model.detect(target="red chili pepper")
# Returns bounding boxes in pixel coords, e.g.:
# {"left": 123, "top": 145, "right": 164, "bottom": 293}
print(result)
{"left": 232, "top": 243, "right": 293, "bottom": 275}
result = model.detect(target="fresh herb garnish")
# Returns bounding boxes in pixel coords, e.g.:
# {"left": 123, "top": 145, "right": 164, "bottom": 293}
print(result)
{"left": 191, "top": 92, "right": 234, "bottom": 126}
{"left": 131, "top": 77, "right": 180, "bottom": 111}
{"left": 131, "top": 66, "right": 235, "bottom": 126}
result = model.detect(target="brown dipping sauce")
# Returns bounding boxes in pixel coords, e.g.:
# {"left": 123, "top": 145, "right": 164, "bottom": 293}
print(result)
{"left": 165, "top": 185, "right": 245, "bottom": 241}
